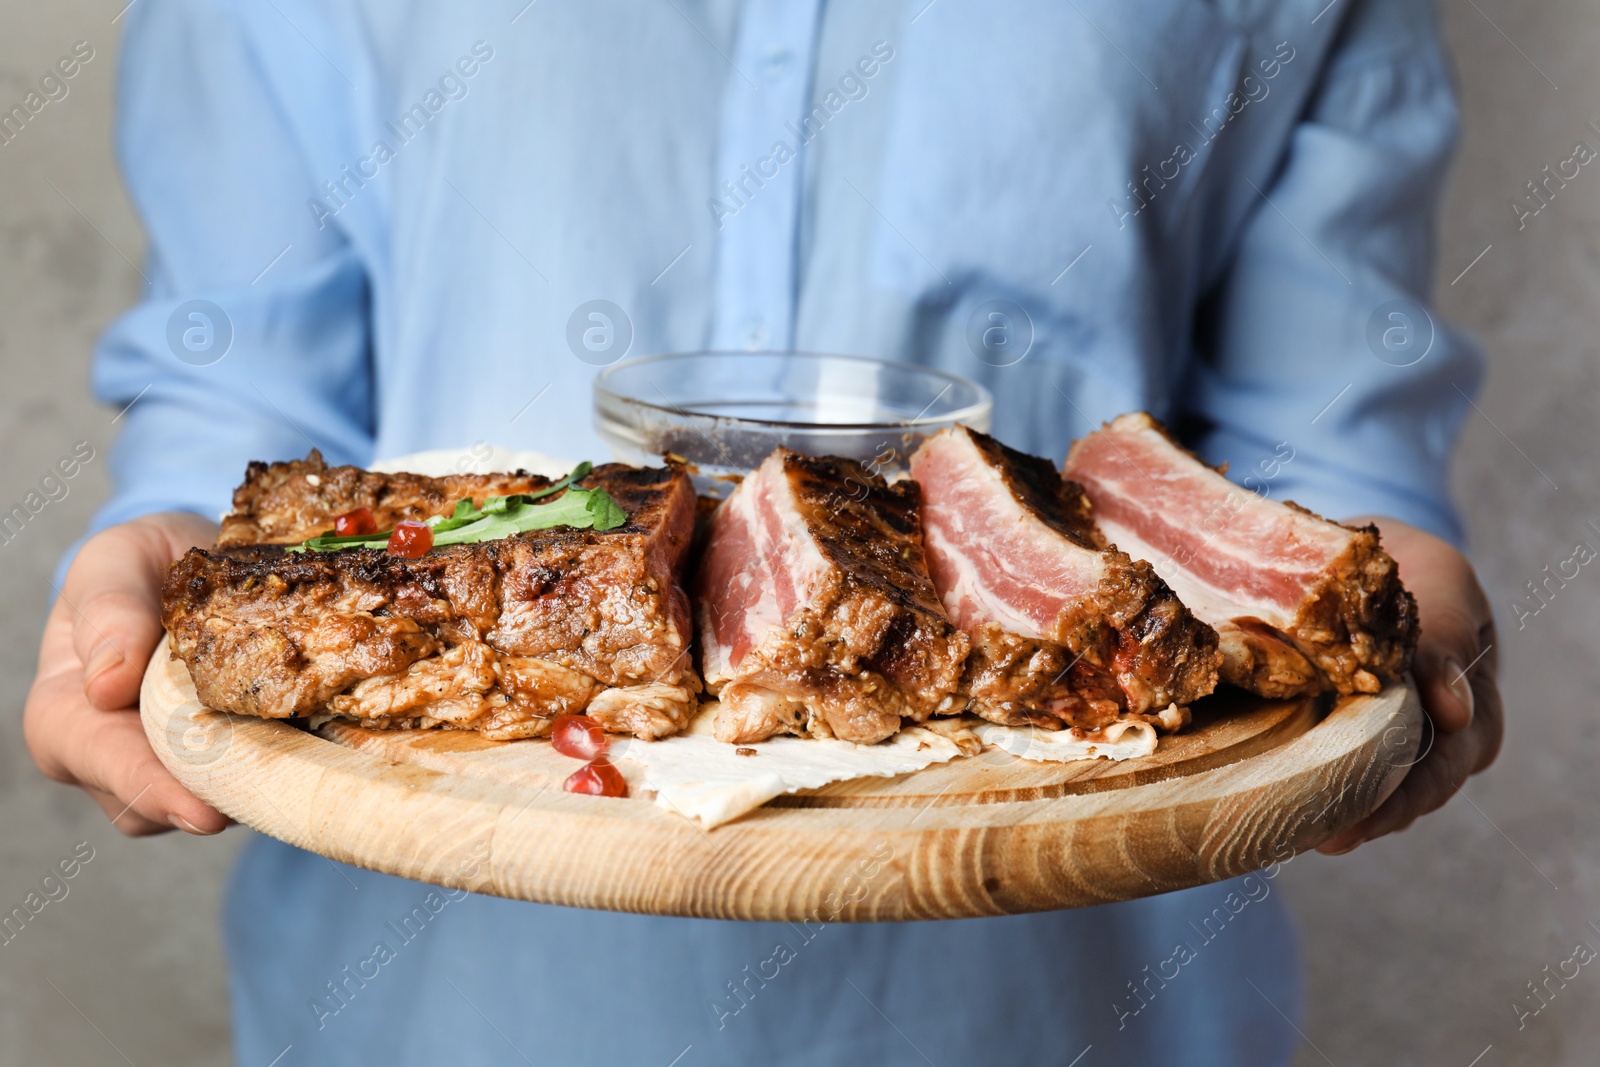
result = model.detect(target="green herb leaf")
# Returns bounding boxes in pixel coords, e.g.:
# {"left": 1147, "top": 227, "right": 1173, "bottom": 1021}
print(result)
{"left": 286, "top": 461, "right": 622, "bottom": 553}
{"left": 288, "top": 530, "right": 382, "bottom": 551}
{"left": 425, "top": 498, "right": 487, "bottom": 535}
{"left": 524, "top": 460, "right": 592, "bottom": 502}
{"left": 428, "top": 487, "right": 627, "bottom": 546}
{"left": 583, "top": 486, "right": 627, "bottom": 530}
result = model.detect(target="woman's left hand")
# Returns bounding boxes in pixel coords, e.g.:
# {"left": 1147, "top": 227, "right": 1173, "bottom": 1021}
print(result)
{"left": 1316, "top": 516, "right": 1504, "bottom": 854}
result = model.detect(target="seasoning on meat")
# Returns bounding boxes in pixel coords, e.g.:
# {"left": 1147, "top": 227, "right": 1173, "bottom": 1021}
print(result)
{"left": 693, "top": 448, "right": 969, "bottom": 745}
{"left": 911, "top": 425, "right": 1220, "bottom": 731}
{"left": 1064, "top": 412, "right": 1419, "bottom": 697}
{"left": 161, "top": 451, "right": 701, "bottom": 739}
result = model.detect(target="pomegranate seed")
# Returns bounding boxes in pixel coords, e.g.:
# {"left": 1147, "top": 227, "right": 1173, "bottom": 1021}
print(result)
{"left": 564, "top": 758, "right": 628, "bottom": 798}
{"left": 386, "top": 520, "right": 433, "bottom": 558}
{"left": 334, "top": 506, "right": 377, "bottom": 537}
{"left": 552, "top": 715, "right": 608, "bottom": 760}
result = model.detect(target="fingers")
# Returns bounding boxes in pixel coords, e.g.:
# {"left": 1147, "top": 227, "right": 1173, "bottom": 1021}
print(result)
{"left": 1317, "top": 768, "right": 1434, "bottom": 856}
{"left": 1408, "top": 575, "right": 1493, "bottom": 736}
{"left": 1350, "top": 516, "right": 1493, "bottom": 736}
{"left": 26, "top": 605, "right": 97, "bottom": 785}
{"left": 63, "top": 520, "right": 199, "bottom": 712}
{"left": 1319, "top": 736, "right": 1464, "bottom": 853}
{"left": 83, "top": 787, "right": 172, "bottom": 837}
{"left": 1466, "top": 668, "right": 1505, "bottom": 774}
{"left": 25, "top": 513, "right": 227, "bottom": 839}
{"left": 1280, "top": 517, "right": 1505, "bottom": 857}
{"left": 25, "top": 631, "right": 230, "bottom": 837}
{"left": 1316, "top": 670, "right": 1504, "bottom": 855}
{"left": 1412, "top": 613, "right": 1486, "bottom": 735}
{"left": 75, "top": 704, "right": 231, "bottom": 835}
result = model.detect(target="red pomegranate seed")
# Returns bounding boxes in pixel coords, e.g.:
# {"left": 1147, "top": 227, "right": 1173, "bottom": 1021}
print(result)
{"left": 386, "top": 520, "right": 433, "bottom": 558}
{"left": 334, "top": 506, "right": 377, "bottom": 537}
{"left": 564, "top": 758, "right": 628, "bottom": 798}
{"left": 552, "top": 715, "right": 608, "bottom": 760}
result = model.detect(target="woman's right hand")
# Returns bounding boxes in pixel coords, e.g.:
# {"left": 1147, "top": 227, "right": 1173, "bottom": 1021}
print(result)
{"left": 23, "top": 512, "right": 230, "bottom": 836}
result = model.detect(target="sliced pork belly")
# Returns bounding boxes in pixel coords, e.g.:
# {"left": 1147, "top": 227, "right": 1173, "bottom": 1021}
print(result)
{"left": 694, "top": 449, "right": 969, "bottom": 745}
{"left": 910, "top": 426, "right": 1220, "bottom": 731}
{"left": 1064, "top": 413, "right": 1418, "bottom": 697}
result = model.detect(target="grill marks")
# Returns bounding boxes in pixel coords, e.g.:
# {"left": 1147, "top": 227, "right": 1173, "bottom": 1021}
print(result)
{"left": 1064, "top": 413, "right": 1418, "bottom": 696}
{"left": 164, "top": 415, "right": 1417, "bottom": 753}
{"left": 694, "top": 449, "right": 969, "bottom": 745}
{"left": 912, "top": 426, "right": 1221, "bottom": 732}
{"left": 161, "top": 455, "right": 701, "bottom": 740}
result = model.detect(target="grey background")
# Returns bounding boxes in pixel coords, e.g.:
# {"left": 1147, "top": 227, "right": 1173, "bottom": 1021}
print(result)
{"left": 0, "top": 1, "right": 1593, "bottom": 1064}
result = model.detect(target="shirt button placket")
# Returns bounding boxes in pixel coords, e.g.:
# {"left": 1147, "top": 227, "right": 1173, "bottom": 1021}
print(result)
{"left": 708, "top": 0, "right": 825, "bottom": 354}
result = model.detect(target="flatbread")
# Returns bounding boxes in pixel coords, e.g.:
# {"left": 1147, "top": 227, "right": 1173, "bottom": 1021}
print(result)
{"left": 613, "top": 709, "right": 1158, "bottom": 828}
{"left": 611, "top": 707, "right": 968, "bottom": 828}
{"left": 973, "top": 718, "right": 1157, "bottom": 762}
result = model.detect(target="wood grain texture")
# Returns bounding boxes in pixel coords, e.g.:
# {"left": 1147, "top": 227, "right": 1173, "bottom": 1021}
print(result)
{"left": 142, "top": 648, "right": 1421, "bottom": 921}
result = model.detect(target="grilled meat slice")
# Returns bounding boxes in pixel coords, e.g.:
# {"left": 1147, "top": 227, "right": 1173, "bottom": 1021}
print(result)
{"left": 911, "top": 426, "right": 1220, "bottom": 731}
{"left": 161, "top": 454, "right": 700, "bottom": 740}
{"left": 217, "top": 450, "right": 559, "bottom": 547}
{"left": 694, "top": 449, "right": 969, "bottom": 744}
{"left": 1064, "top": 412, "right": 1418, "bottom": 697}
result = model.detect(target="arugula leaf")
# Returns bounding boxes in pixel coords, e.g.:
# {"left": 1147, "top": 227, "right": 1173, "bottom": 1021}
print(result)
{"left": 286, "top": 462, "right": 624, "bottom": 553}
{"left": 427, "top": 461, "right": 596, "bottom": 536}
{"left": 582, "top": 485, "right": 627, "bottom": 530}
{"left": 429, "top": 487, "right": 626, "bottom": 546}
{"left": 285, "top": 529, "right": 384, "bottom": 550}
{"left": 522, "top": 460, "right": 592, "bottom": 502}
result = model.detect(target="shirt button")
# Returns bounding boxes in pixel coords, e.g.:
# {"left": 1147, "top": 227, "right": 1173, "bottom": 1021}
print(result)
{"left": 761, "top": 47, "right": 792, "bottom": 83}
{"left": 740, "top": 321, "right": 769, "bottom": 350}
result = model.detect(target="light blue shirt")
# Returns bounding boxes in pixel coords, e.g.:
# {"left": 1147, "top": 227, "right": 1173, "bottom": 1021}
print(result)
{"left": 92, "top": 1, "right": 1477, "bottom": 1063}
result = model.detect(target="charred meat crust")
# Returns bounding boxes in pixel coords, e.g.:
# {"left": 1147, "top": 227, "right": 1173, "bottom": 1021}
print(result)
{"left": 163, "top": 456, "right": 701, "bottom": 739}
{"left": 218, "top": 449, "right": 693, "bottom": 559}
{"left": 1131, "top": 416, "right": 1419, "bottom": 692}
{"left": 220, "top": 450, "right": 551, "bottom": 547}
{"left": 1214, "top": 620, "right": 1321, "bottom": 698}
{"left": 164, "top": 535, "right": 694, "bottom": 686}
{"left": 1104, "top": 558, "right": 1223, "bottom": 711}
{"left": 959, "top": 624, "right": 1125, "bottom": 731}
{"left": 1151, "top": 424, "right": 1420, "bottom": 695}
{"left": 780, "top": 452, "right": 952, "bottom": 624}
{"left": 915, "top": 426, "right": 1219, "bottom": 732}
{"left": 1283, "top": 524, "right": 1419, "bottom": 695}
{"left": 962, "top": 429, "right": 1103, "bottom": 551}
{"left": 697, "top": 450, "right": 970, "bottom": 745}
{"left": 773, "top": 454, "right": 970, "bottom": 716}
{"left": 960, "top": 556, "right": 1221, "bottom": 732}
{"left": 1067, "top": 413, "right": 1419, "bottom": 698}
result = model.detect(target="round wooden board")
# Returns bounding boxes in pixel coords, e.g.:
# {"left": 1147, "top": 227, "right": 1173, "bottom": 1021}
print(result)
{"left": 142, "top": 649, "right": 1421, "bottom": 921}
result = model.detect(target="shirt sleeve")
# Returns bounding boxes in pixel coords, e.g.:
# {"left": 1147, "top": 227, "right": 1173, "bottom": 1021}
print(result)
{"left": 1182, "top": 0, "right": 1482, "bottom": 546}
{"left": 88, "top": 0, "right": 373, "bottom": 536}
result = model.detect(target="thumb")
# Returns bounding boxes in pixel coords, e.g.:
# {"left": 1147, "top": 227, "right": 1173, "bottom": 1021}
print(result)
{"left": 1412, "top": 603, "right": 1490, "bottom": 735}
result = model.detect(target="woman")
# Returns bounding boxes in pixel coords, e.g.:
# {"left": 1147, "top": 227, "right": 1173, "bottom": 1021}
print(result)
{"left": 25, "top": 0, "right": 1501, "bottom": 1062}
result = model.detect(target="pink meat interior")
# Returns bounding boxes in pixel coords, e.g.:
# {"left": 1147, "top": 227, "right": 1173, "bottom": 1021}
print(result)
{"left": 1064, "top": 414, "right": 1353, "bottom": 628}
{"left": 911, "top": 427, "right": 1104, "bottom": 640}
{"left": 696, "top": 451, "right": 827, "bottom": 680}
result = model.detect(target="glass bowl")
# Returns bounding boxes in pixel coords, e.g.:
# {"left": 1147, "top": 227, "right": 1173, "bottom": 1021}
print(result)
{"left": 594, "top": 351, "right": 993, "bottom": 495}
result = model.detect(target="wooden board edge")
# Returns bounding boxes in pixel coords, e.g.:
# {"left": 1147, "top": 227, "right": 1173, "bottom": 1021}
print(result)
{"left": 141, "top": 648, "right": 1421, "bottom": 921}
